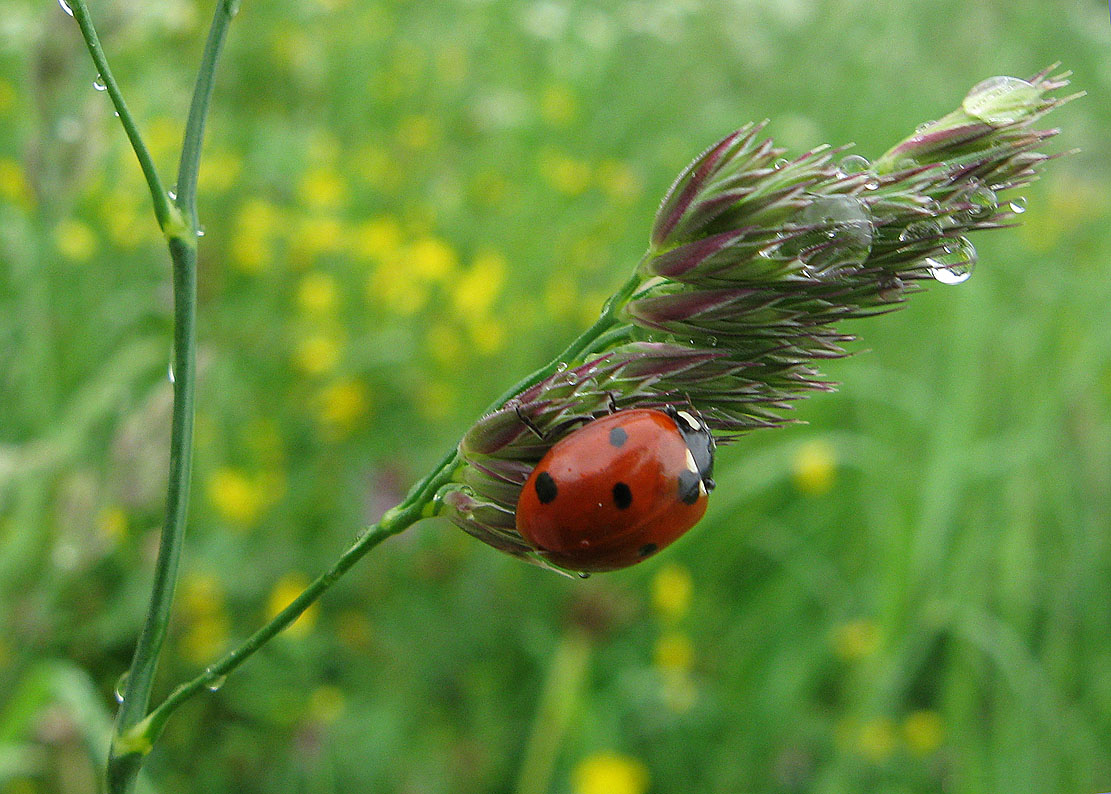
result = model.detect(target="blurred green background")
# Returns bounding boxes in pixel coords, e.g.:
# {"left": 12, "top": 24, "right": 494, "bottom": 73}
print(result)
{"left": 2, "top": 0, "right": 1109, "bottom": 792}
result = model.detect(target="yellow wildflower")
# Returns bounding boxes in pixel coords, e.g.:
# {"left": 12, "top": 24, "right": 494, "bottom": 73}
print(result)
{"left": 206, "top": 467, "right": 267, "bottom": 525}
{"left": 453, "top": 250, "right": 507, "bottom": 317}
{"left": 297, "top": 271, "right": 340, "bottom": 314}
{"left": 307, "top": 685, "right": 345, "bottom": 723}
{"left": 651, "top": 564, "right": 693, "bottom": 623}
{"left": 355, "top": 216, "right": 403, "bottom": 261}
{"left": 857, "top": 717, "right": 896, "bottom": 762}
{"left": 540, "top": 84, "right": 578, "bottom": 126}
{"left": 231, "top": 199, "right": 282, "bottom": 273}
{"left": 792, "top": 438, "right": 836, "bottom": 496}
{"left": 407, "top": 236, "right": 458, "bottom": 282}
{"left": 540, "top": 150, "right": 592, "bottom": 196}
{"left": 53, "top": 218, "right": 97, "bottom": 262}
{"left": 572, "top": 752, "right": 649, "bottom": 794}
{"left": 468, "top": 318, "right": 506, "bottom": 355}
{"left": 903, "top": 710, "right": 944, "bottom": 756}
{"left": 831, "top": 618, "right": 880, "bottom": 661}
{"left": 654, "top": 631, "right": 694, "bottom": 673}
{"left": 266, "top": 572, "right": 318, "bottom": 638}
{"left": 299, "top": 167, "right": 348, "bottom": 210}
{"left": 317, "top": 379, "right": 370, "bottom": 435}
{"left": 96, "top": 506, "right": 128, "bottom": 544}
{"left": 294, "top": 332, "right": 343, "bottom": 376}
{"left": 368, "top": 264, "right": 426, "bottom": 315}
{"left": 0, "top": 158, "right": 33, "bottom": 209}
{"left": 180, "top": 612, "right": 232, "bottom": 665}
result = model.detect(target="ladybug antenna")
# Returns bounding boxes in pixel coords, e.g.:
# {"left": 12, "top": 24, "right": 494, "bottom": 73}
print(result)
{"left": 514, "top": 403, "right": 547, "bottom": 440}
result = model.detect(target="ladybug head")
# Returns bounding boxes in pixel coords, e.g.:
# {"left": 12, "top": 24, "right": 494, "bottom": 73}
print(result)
{"left": 666, "top": 406, "right": 716, "bottom": 492}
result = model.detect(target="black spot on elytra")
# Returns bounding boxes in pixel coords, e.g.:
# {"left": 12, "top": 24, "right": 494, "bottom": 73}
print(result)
{"left": 535, "top": 472, "right": 558, "bottom": 504}
{"left": 608, "top": 426, "right": 628, "bottom": 447}
{"left": 612, "top": 482, "right": 633, "bottom": 510}
{"left": 639, "top": 543, "right": 658, "bottom": 557}
{"left": 678, "top": 470, "right": 701, "bottom": 505}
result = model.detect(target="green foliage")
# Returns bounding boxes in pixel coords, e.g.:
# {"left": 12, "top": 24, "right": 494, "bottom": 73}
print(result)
{"left": 1, "top": 0, "right": 1108, "bottom": 792}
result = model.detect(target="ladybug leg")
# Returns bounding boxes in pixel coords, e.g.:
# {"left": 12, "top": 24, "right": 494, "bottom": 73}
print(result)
{"left": 605, "top": 391, "right": 619, "bottom": 414}
{"left": 514, "top": 404, "right": 547, "bottom": 439}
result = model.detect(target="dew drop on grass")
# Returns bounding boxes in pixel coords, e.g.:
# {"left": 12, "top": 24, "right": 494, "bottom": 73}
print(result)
{"left": 839, "top": 154, "right": 871, "bottom": 174}
{"left": 59, "top": 0, "right": 74, "bottom": 15}
{"left": 965, "top": 183, "right": 998, "bottom": 219}
{"left": 93, "top": 76, "right": 107, "bottom": 91}
{"left": 773, "top": 158, "right": 789, "bottom": 169}
{"left": 927, "top": 237, "right": 977, "bottom": 285}
{"left": 168, "top": 360, "right": 175, "bottom": 383}
{"left": 204, "top": 671, "right": 227, "bottom": 691}
{"left": 962, "top": 76, "right": 1039, "bottom": 125}
{"left": 1008, "top": 196, "right": 1027, "bottom": 214}
{"left": 196, "top": 226, "right": 206, "bottom": 237}
{"left": 899, "top": 220, "right": 942, "bottom": 244}
{"left": 577, "top": 572, "right": 591, "bottom": 580}
{"left": 114, "top": 671, "right": 130, "bottom": 703}
{"left": 782, "top": 195, "right": 874, "bottom": 272}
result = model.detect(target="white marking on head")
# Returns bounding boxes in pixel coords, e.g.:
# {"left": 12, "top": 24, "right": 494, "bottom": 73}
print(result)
{"left": 684, "top": 448, "right": 698, "bottom": 473}
{"left": 676, "top": 410, "right": 701, "bottom": 432}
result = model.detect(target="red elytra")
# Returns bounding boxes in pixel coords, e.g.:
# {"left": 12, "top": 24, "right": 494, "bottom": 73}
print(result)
{"left": 515, "top": 408, "right": 716, "bottom": 572}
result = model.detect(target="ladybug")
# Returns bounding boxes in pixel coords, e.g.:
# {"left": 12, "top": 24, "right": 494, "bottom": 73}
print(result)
{"left": 515, "top": 407, "right": 716, "bottom": 572}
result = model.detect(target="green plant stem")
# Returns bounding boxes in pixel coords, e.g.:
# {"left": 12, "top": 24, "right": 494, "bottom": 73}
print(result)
{"left": 119, "top": 482, "right": 445, "bottom": 753}
{"left": 514, "top": 629, "right": 592, "bottom": 794}
{"left": 65, "top": 0, "right": 180, "bottom": 237}
{"left": 98, "top": 2, "right": 239, "bottom": 792}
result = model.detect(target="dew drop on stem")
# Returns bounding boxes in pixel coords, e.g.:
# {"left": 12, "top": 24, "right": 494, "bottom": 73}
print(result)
{"left": 1008, "top": 196, "right": 1027, "bottom": 214}
{"left": 927, "top": 237, "right": 977, "bottom": 285}
{"left": 93, "top": 76, "right": 107, "bottom": 91}
{"left": 114, "top": 671, "right": 130, "bottom": 704}
{"left": 58, "top": 0, "right": 74, "bottom": 16}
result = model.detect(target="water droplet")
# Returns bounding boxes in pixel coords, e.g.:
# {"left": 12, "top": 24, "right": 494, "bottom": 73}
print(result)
{"left": 93, "top": 76, "right": 107, "bottom": 92}
{"left": 962, "top": 76, "right": 1039, "bottom": 125}
{"left": 114, "top": 671, "right": 130, "bottom": 703}
{"left": 927, "top": 237, "right": 977, "bottom": 285}
{"left": 168, "top": 189, "right": 177, "bottom": 201}
{"left": 204, "top": 670, "right": 227, "bottom": 691}
{"left": 899, "top": 220, "right": 942, "bottom": 244}
{"left": 1008, "top": 196, "right": 1027, "bottom": 214}
{"left": 58, "top": 0, "right": 74, "bottom": 15}
{"left": 577, "top": 572, "right": 591, "bottom": 580}
{"left": 773, "top": 158, "right": 790, "bottom": 170}
{"left": 839, "top": 154, "right": 871, "bottom": 174}
{"left": 915, "top": 120, "right": 936, "bottom": 133}
{"left": 964, "top": 184, "right": 997, "bottom": 220}
{"left": 167, "top": 352, "right": 175, "bottom": 383}
{"left": 113, "top": 111, "right": 120, "bottom": 118}
{"left": 780, "top": 195, "right": 874, "bottom": 272}
{"left": 705, "top": 335, "right": 718, "bottom": 347}
{"left": 196, "top": 226, "right": 206, "bottom": 237}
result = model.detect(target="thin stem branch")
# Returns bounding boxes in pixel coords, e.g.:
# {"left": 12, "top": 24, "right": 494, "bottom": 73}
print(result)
{"left": 174, "top": 0, "right": 239, "bottom": 227}
{"left": 65, "top": 0, "right": 180, "bottom": 237}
